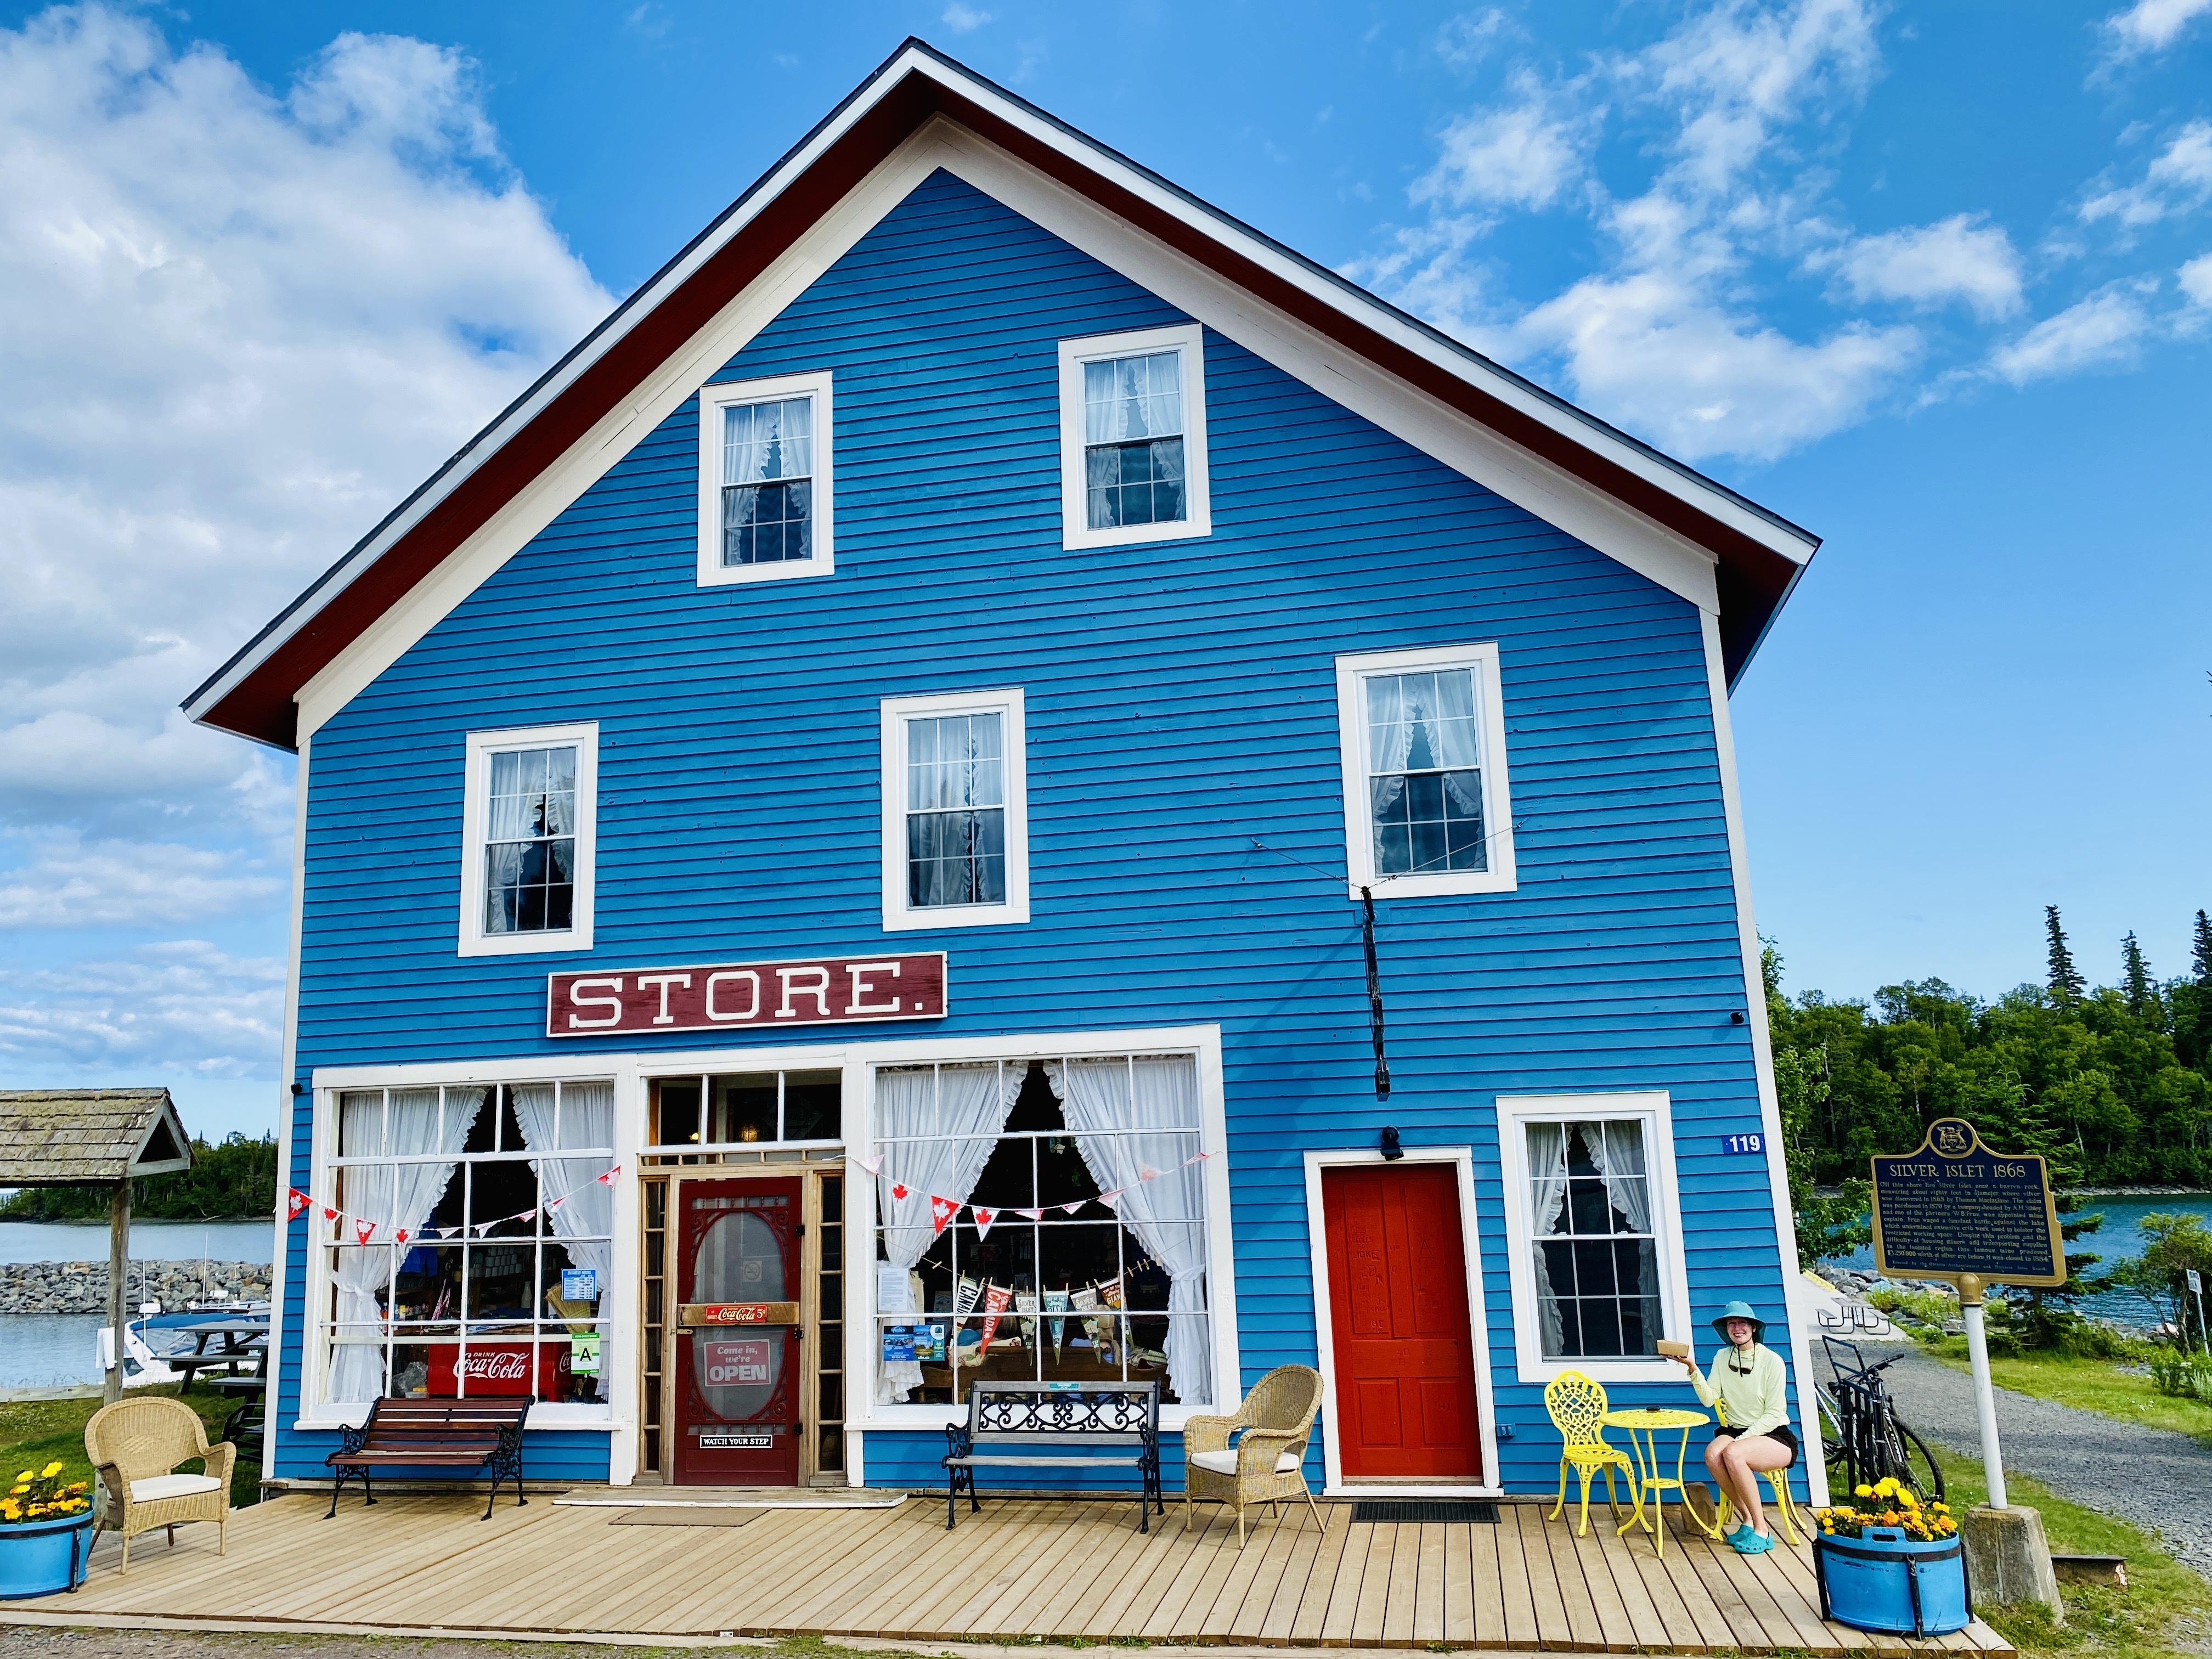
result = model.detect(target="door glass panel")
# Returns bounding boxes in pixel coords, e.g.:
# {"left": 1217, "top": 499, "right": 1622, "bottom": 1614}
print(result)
{"left": 691, "top": 1209, "right": 785, "bottom": 1420}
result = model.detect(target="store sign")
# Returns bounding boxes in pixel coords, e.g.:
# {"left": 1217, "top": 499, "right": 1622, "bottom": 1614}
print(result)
{"left": 681, "top": 1301, "right": 799, "bottom": 1327}
{"left": 702, "top": 1339, "right": 772, "bottom": 1386}
{"left": 1871, "top": 1116, "right": 2064, "bottom": 1287}
{"left": 546, "top": 952, "right": 946, "bottom": 1037}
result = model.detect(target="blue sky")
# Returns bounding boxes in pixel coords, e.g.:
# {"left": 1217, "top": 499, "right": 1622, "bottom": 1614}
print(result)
{"left": 0, "top": 1, "right": 2205, "bottom": 1141}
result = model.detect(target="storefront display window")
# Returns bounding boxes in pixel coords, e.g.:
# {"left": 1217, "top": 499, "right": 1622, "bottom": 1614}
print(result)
{"left": 319, "top": 1080, "right": 614, "bottom": 1409}
{"left": 870, "top": 1054, "right": 1212, "bottom": 1409}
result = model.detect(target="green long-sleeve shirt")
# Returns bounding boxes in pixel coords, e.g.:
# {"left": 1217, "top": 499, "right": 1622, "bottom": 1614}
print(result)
{"left": 1688, "top": 1341, "right": 1789, "bottom": 1437}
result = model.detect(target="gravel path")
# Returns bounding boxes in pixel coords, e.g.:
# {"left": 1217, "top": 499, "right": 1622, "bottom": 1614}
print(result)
{"left": 1820, "top": 1339, "right": 2212, "bottom": 1575}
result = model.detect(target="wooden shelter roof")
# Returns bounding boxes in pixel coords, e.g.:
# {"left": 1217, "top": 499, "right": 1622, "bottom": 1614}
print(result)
{"left": 0, "top": 1088, "right": 194, "bottom": 1186}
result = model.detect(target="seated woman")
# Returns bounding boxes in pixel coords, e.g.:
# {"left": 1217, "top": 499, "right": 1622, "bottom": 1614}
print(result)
{"left": 1669, "top": 1299, "right": 1797, "bottom": 1554}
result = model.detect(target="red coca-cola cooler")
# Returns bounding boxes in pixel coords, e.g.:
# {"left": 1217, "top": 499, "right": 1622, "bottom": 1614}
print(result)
{"left": 426, "top": 1340, "right": 570, "bottom": 1399}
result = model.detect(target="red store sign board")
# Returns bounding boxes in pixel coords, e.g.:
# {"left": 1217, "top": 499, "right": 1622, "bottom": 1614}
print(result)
{"left": 546, "top": 952, "right": 947, "bottom": 1038}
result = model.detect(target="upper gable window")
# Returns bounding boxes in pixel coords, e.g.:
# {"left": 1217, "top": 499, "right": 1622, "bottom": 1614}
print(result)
{"left": 1334, "top": 644, "right": 1516, "bottom": 900}
{"left": 458, "top": 722, "right": 598, "bottom": 956}
{"left": 1058, "top": 325, "right": 1211, "bottom": 551}
{"left": 879, "top": 688, "right": 1030, "bottom": 932}
{"left": 696, "top": 371, "right": 834, "bottom": 588}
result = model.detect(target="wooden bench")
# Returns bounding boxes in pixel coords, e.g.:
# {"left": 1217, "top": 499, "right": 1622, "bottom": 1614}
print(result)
{"left": 943, "top": 1380, "right": 1161, "bottom": 1532}
{"left": 325, "top": 1396, "right": 532, "bottom": 1520}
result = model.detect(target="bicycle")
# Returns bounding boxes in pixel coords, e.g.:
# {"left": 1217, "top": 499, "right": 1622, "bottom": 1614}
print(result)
{"left": 1819, "top": 1336, "right": 1945, "bottom": 1503}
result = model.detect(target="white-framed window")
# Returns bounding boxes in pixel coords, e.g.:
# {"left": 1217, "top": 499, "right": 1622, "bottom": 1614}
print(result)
{"left": 695, "top": 370, "right": 834, "bottom": 587}
{"left": 1057, "top": 324, "right": 1211, "bottom": 550}
{"left": 315, "top": 1080, "right": 615, "bottom": 1414}
{"left": 457, "top": 722, "right": 598, "bottom": 957}
{"left": 1334, "top": 642, "right": 1515, "bottom": 900}
{"left": 879, "top": 687, "right": 1029, "bottom": 931}
{"left": 862, "top": 1048, "right": 1225, "bottom": 1417}
{"left": 1497, "top": 1093, "right": 1691, "bottom": 1384}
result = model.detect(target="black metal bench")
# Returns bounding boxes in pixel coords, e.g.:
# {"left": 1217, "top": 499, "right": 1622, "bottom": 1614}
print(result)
{"left": 943, "top": 1380, "right": 1161, "bottom": 1532}
{"left": 326, "top": 1395, "right": 532, "bottom": 1520}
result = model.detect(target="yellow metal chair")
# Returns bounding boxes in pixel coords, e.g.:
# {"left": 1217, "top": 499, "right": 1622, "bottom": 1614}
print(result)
{"left": 1543, "top": 1371, "right": 1632, "bottom": 1536}
{"left": 1707, "top": 1401, "right": 1803, "bottom": 1546}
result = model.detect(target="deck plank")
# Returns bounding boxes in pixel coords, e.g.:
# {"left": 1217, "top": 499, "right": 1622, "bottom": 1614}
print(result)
{"left": 1, "top": 1485, "right": 2021, "bottom": 1657}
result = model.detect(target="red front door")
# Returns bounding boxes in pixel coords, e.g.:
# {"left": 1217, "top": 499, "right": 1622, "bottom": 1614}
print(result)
{"left": 1322, "top": 1163, "right": 1482, "bottom": 1481}
{"left": 674, "top": 1178, "right": 802, "bottom": 1486}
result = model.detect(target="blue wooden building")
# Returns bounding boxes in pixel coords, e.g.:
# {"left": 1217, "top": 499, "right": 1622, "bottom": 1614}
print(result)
{"left": 187, "top": 42, "right": 1826, "bottom": 1508}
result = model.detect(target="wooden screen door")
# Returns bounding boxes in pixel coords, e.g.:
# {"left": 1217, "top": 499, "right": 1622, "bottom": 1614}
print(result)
{"left": 1321, "top": 1163, "right": 1482, "bottom": 1481}
{"left": 674, "top": 1177, "right": 802, "bottom": 1486}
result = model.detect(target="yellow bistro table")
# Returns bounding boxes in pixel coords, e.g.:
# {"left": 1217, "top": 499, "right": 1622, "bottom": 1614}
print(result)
{"left": 1601, "top": 1406, "right": 1708, "bottom": 1554}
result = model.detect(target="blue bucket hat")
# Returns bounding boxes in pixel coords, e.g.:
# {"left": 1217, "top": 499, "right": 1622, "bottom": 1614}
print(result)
{"left": 1711, "top": 1300, "right": 1766, "bottom": 1344}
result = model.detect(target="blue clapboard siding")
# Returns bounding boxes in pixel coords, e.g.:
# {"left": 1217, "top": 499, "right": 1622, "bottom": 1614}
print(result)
{"left": 283, "top": 168, "right": 1803, "bottom": 1496}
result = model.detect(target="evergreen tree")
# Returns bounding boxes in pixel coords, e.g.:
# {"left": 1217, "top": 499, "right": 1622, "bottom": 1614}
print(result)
{"left": 2196, "top": 911, "right": 2212, "bottom": 983}
{"left": 2121, "top": 932, "right": 2155, "bottom": 1019}
{"left": 2046, "top": 905, "right": 2086, "bottom": 1007}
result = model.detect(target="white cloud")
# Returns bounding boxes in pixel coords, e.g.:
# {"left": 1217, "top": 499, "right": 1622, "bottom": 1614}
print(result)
{"left": 1988, "top": 281, "right": 2159, "bottom": 385}
{"left": 0, "top": 940, "right": 284, "bottom": 1076}
{"left": 940, "top": 3, "right": 993, "bottom": 32}
{"left": 1820, "top": 214, "right": 2025, "bottom": 320}
{"left": 2180, "top": 251, "right": 2212, "bottom": 307}
{"left": 0, "top": 832, "right": 283, "bottom": 929}
{"left": 2100, "top": 0, "right": 2212, "bottom": 59}
{"left": 1507, "top": 271, "right": 1918, "bottom": 461}
{"left": 1435, "top": 9, "right": 1517, "bottom": 70}
{"left": 1413, "top": 69, "right": 1595, "bottom": 212}
{"left": 2080, "top": 120, "right": 2212, "bottom": 228}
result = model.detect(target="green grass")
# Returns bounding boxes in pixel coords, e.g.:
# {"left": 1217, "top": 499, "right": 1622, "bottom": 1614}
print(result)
{"left": 1915, "top": 1442, "right": 2210, "bottom": 1659}
{"left": 0, "top": 1383, "right": 261, "bottom": 1511}
{"left": 1914, "top": 1341, "right": 2212, "bottom": 1451}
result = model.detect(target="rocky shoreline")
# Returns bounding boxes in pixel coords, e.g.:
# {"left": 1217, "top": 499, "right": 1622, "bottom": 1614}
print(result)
{"left": 0, "top": 1259, "right": 272, "bottom": 1315}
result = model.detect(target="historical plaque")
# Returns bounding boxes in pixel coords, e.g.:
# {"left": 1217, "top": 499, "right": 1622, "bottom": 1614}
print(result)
{"left": 1871, "top": 1116, "right": 2064, "bottom": 1286}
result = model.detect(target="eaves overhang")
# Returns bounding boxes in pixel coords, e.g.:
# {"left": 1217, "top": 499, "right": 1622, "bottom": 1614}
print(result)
{"left": 185, "top": 39, "right": 1817, "bottom": 753}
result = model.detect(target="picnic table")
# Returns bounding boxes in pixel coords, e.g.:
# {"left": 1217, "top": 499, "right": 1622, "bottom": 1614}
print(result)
{"left": 165, "top": 1317, "right": 269, "bottom": 1386}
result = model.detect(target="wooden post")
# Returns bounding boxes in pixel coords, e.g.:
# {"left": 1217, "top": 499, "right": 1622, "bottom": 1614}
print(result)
{"left": 105, "top": 1178, "right": 130, "bottom": 1404}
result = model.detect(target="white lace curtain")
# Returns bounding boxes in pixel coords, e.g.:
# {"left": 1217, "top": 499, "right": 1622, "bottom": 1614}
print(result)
{"left": 871, "top": 1063, "right": 1024, "bottom": 1402}
{"left": 513, "top": 1081, "right": 616, "bottom": 1400}
{"left": 1524, "top": 1121, "right": 1570, "bottom": 1359}
{"left": 1582, "top": 1120, "right": 1657, "bottom": 1301}
{"left": 1364, "top": 669, "right": 1482, "bottom": 819}
{"left": 329, "top": 1088, "right": 484, "bottom": 1403}
{"left": 1045, "top": 1056, "right": 1212, "bottom": 1407}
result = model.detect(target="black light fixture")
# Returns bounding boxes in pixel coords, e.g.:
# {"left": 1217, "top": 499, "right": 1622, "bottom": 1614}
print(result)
{"left": 1379, "top": 1126, "right": 1404, "bottom": 1161}
{"left": 1729, "top": 1009, "right": 1747, "bottom": 1025}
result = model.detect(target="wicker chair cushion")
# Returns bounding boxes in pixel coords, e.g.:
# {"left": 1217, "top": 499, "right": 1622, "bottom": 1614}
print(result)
{"left": 1188, "top": 1448, "right": 1301, "bottom": 1476}
{"left": 129, "top": 1473, "right": 223, "bottom": 1502}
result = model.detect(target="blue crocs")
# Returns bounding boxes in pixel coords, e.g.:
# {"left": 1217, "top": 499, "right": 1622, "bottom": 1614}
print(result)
{"left": 1730, "top": 1528, "right": 1774, "bottom": 1555}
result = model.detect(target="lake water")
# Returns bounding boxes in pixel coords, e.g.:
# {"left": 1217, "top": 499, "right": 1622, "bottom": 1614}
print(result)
{"left": 0, "top": 1313, "right": 110, "bottom": 1390}
{"left": 1823, "top": 1192, "right": 2212, "bottom": 1328}
{"left": 0, "top": 1219, "right": 275, "bottom": 1265}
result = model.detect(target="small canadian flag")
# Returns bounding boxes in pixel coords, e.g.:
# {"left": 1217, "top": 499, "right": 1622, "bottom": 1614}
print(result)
{"left": 286, "top": 1188, "right": 311, "bottom": 1222}
{"left": 1060, "top": 1200, "right": 1086, "bottom": 1215}
{"left": 1014, "top": 1207, "right": 1045, "bottom": 1221}
{"left": 594, "top": 1165, "right": 622, "bottom": 1185}
{"left": 971, "top": 1206, "right": 997, "bottom": 1240}
{"left": 353, "top": 1217, "right": 377, "bottom": 1245}
{"left": 929, "top": 1194, "right": 958, "bottom": 1236}
{"left": 394, "top": 1228, "right": 411, "bottom": 1245}
{"left": 322, "top": 1205, "right": 340, "bottom": 1224}
{"left": 890, "top": 1181, "right": 911, "bottom": 1203}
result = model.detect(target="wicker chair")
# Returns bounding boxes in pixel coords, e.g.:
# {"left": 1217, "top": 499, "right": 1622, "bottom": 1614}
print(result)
{"left": 84, "top": 1396, "right": 234, "bottom": 1575}
{"left": 1181, "top": 1364, "right": 1324, "bottom": 1545}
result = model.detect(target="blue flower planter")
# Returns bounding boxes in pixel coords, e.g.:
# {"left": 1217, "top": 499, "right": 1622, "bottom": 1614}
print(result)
{"left": 0, "top": 1513, "right": 94, "bottom": 1600}
{"left": 1815, "top": 1526, "right": 1971, "bottom": 1637}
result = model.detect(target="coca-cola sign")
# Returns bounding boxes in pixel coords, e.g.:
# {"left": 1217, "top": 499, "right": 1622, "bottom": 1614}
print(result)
{"left": 456, "top": 1350, "right": 532, "bottom": 1381}
{"left": 547, "top": 952, "right": 947, "bottom": 1038}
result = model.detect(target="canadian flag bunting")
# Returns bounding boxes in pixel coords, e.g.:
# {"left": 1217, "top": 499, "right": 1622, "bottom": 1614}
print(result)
{"left": 851, "top": 1152, "right": 884, "bottom": 1176}
{"left": 971, "top": 1206, "right": 997, "bottom": 1240}
{"left": 518, "top": 1209, "right": 538, "bottom": 1225}
{"left": 546, "top": 1195, "right": 567, "bottom": 1211}
{"left": 890, "top": 1181, "right": 911, "bottom": 1203}
{"left": 1094, "top": 1189, "right": 1125, "bottom": 1213}
{"left": 1182, "top": 1150, "right": 1212, "bottom": 1166}
{"left": 1014, "top": 1207, "right": 1045, "bottom": 1221}
{"left": 354, "top": 1217, "right": 377, "bottom": 1245}
{"left": 1137, "top": 1164, "right": 1162, "bottom": 1183}
{"left": 1060, "top": 1200, "right": 1086, "bottom": 1216}
{"left": 594, "top": 1165, "right": 622, "bottom": 1185}
{"left": 322, "top": 1205, "right": 340, "bottom": 1223}
{"left": 394, "top": 1228, "right": 410, "bottom": 1245}
{"left": 286, "top": 1188, "right": 311, "bottom": 1222}
{"left": 928, "top": 1194, "right": 958, "bottom": 1237}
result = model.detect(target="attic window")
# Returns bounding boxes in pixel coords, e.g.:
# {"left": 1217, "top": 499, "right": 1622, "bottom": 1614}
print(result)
{"left": 139, "top": 1115, "right": 186, "bottom": 1166}
{"left": 1058, "top": 325, "right": 1210, "bottom": 551}
{"left": 697, "top": 371, "right": 835, "bottom": 588}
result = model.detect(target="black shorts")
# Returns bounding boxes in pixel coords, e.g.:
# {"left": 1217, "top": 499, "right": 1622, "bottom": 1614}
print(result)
{"left": 1711, "top": 1423, "right": 1799, "bottom": 1469}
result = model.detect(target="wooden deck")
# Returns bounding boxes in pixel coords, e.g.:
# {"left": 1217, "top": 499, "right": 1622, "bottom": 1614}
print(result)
{"left": 4, "top": 1490, "right": 2012, "bottom": 1654}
